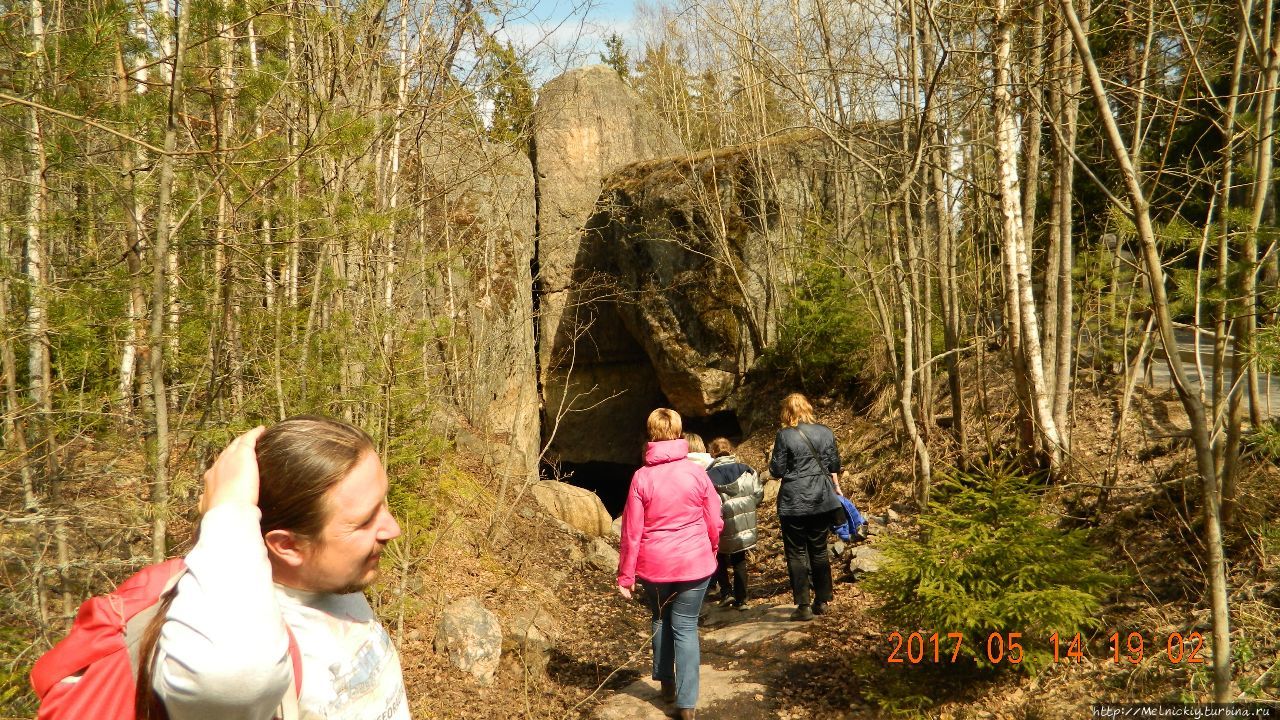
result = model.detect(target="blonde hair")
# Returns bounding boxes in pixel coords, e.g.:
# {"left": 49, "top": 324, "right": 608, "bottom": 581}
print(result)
{"left": 780, "top": 393, "right": 815, "bottom": 427}
{"left": 684, "top": 433, "right": 705, "bottom": 453}
{"left": 647, "top": 408, "right": 683, "bottom": 441}
{"left": 708, "top": 437, "right": 734, "bottom": 457}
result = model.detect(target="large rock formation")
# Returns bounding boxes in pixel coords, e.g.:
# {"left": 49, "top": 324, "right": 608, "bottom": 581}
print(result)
{"left": 532, "top": 105, "right": 837, "bottom": 457}
{"left": 530, "top": 66, "right": 853, "bottom": 467}
{"left": 533, "top": 65, "right": 684, "bottom": 464}
{"left": 596, "top": 133, "right": 834, "bottom": 415}
{"left": 420, "top": 132, "right": 539, "bottom": 479}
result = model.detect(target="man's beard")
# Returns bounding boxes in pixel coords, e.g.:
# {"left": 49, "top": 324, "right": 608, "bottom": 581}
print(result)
{"left": 329, "top": 569, "right": 377, "bottom": 596}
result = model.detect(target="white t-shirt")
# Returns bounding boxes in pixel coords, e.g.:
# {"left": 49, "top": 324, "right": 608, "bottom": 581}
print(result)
{"left": 277, "top": 586, "right": 409, "bottom": 720}
{"left": 153, "top": 505, "right": 410, "bottom": 720}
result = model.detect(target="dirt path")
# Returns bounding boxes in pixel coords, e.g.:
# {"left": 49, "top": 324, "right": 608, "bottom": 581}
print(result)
{"left": 587, "top": 589, "right": 872, "bottom": 720}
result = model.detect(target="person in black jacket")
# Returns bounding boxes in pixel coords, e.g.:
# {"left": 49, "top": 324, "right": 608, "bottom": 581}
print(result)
{"left": 768, "top": 393, "right": 844, "bottom": 621}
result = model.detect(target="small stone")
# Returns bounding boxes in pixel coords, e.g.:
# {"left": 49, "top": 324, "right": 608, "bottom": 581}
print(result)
{"left": 434, "top": 597, "right": 503, "bottom": 685}
{"left": 585, "top": 536, "right": 619, "bottom": 572}
{"left": 848, "top": 546, "right": 884, "bottom": 575}
{"left": 503, "top": 605, "right": 561, "bottom": 678}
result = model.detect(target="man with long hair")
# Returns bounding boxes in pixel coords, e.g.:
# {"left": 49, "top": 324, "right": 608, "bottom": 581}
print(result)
{"left": 139, "top": 416, "right": 408, "bottom": 719}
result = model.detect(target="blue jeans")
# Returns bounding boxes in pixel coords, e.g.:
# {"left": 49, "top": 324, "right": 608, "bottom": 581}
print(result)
{"left": 643, "top": 576, "right": 710, "bottom": 709}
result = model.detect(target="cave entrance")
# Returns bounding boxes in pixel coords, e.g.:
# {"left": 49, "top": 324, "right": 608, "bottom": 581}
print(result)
{"left": 681, "top": 409, "right": 744, "bottom": 446}
{"left": 542, "top": 408, "right": 744, "bottom": 518}
{"left": 542, "top": 460, "right": 637, "bottom": 517}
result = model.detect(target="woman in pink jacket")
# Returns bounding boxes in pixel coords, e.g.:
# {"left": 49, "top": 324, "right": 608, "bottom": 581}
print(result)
{"left": 617, "top": 408, "right": 724, "bottom": 720}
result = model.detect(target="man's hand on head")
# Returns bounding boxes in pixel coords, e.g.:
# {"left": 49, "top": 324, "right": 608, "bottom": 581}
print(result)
{"left": 199, "top": 426, "right": 266, "bottom": 514}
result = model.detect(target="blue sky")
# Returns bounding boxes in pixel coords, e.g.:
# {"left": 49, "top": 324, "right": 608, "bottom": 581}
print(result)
{"left": 489, "top": 0, "right": 643, "bottom": 84}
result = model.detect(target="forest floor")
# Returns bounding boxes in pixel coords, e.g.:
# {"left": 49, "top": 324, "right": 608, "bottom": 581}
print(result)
{"left": 3, "top": 358, "right": 1280, "bottom": 719}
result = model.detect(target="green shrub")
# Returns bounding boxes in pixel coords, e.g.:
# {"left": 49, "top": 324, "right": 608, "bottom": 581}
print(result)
{"left": 1247, "top": 422, "right": 1280, "bottom": 464}
{"left": 0, "top": 624, "right": 37, "bottom": 716}
{"left": 759, "top": 261, "right": 881, "bottom": 391}
{"left": 866, "top": 463, "right": 1122, "bottom": 673}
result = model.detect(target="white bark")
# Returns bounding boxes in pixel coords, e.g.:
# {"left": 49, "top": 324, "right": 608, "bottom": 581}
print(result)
{"left": 385, "top": 9, "right": 409, "bottom": 315}
{"left": 247, "top": 19, "right": 275, "bottom": 311}
{"left": 25, "top": 0, "right": 51, "bottom": 426}
{"left": 994, "top": 0, "right": 1062, "bottom": 463}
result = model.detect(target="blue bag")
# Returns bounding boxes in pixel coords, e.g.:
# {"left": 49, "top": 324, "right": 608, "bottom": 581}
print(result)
{"left": 832, "top": 495, "right": 866, "bottom": 542}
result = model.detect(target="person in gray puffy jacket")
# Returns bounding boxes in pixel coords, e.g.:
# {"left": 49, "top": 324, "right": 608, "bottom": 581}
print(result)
{"left": 706, "top": 437, "right": 763, "bottom": 610}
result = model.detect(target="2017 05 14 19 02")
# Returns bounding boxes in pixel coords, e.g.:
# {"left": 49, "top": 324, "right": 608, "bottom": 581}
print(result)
{"left": 884, "top": 630, "right": 1210, "bottom": 665}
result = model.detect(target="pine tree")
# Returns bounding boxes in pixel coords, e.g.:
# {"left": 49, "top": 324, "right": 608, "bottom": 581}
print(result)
{"left": 601, "top": 32, "right": 630, "bottom": 81}
{"left": 867, "top": 464, "right": 1122, "bottom": 672}
{"left": 480, "top": 37, "right": 534, "bottom": 153}
{"left": 633, "top": 41, "right": 693, "bottom": 142}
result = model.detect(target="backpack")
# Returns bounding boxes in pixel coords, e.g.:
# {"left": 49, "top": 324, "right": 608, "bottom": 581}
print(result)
{"left": 832, "top": 495, "right": 867, "bottom": 543}
{"left": 30, "top": 558, "right": 302, "bottom": 720}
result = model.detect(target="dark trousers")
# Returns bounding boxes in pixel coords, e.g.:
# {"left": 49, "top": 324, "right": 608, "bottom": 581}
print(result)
{"left": 780, "top": 511, "right": 838, "bottom": 608}
{"left": 713, "top": 551, "right": 749, "bottom": 603}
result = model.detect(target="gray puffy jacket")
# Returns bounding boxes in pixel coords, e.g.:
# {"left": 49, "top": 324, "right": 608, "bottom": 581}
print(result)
{"left": 707, "top": 456, "right": 764, "bottom": 554}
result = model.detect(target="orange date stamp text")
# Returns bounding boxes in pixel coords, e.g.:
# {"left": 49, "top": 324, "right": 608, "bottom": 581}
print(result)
{"left": 885, "top": 630, "right": 1210, "bottom": 665}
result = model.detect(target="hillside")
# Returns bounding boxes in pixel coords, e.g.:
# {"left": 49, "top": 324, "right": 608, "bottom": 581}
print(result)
{"left": 7, "top": 349, "right": 1276, "bottom": 719}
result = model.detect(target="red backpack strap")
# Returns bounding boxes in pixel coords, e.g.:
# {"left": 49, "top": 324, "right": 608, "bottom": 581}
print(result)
{"left": 285, "top": 626, "right": 302, "bottom": 695}
{"left": 278, "top": 626, "right": 302, "bottom": 720}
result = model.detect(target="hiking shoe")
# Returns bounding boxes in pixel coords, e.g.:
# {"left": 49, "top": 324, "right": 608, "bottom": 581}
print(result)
{"left": 734, "top": 601, "right": 751, "bottom": 611}
{"left": 813, "top": 602, "right": 829, "bottom": 616}
{"left": 790, "top": 604, "right": 814, "bottom": 621}
{"left": 718, "top": 595, "right": 736, "bottom": 608}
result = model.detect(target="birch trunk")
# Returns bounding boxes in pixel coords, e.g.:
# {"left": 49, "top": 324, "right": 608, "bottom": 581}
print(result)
{"left": 995, "top": 0, "right": 1062, "bottom": 464}
{"left": 1023, "top": 0, "right": 1052, "bottom": 409}
{"left": 214, "top": 1, "right": 243, "bottom": 410}
{"left": 247, "top": 19, "right": 275, "bottom": 311}
{"left": 25, "top": 0, "right": 53, "bottom": 483}
{"left": 114, "top": 22, "right": 151, "bottom": 416}
{"left": 385, "top": 9, "right": 408, "bottom": 316}
{"left": 286, "top": 0, "right": 301, "bottom": 309}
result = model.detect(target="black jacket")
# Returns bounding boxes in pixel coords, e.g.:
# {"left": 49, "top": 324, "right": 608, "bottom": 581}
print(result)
{"left": 769, "top": 423, "right": 842, "bottom": 518}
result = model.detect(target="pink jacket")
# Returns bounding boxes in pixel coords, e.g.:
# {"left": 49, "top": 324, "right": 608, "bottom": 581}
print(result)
{"left": 617, "top": 439, "right": 724, "bottom": 587}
